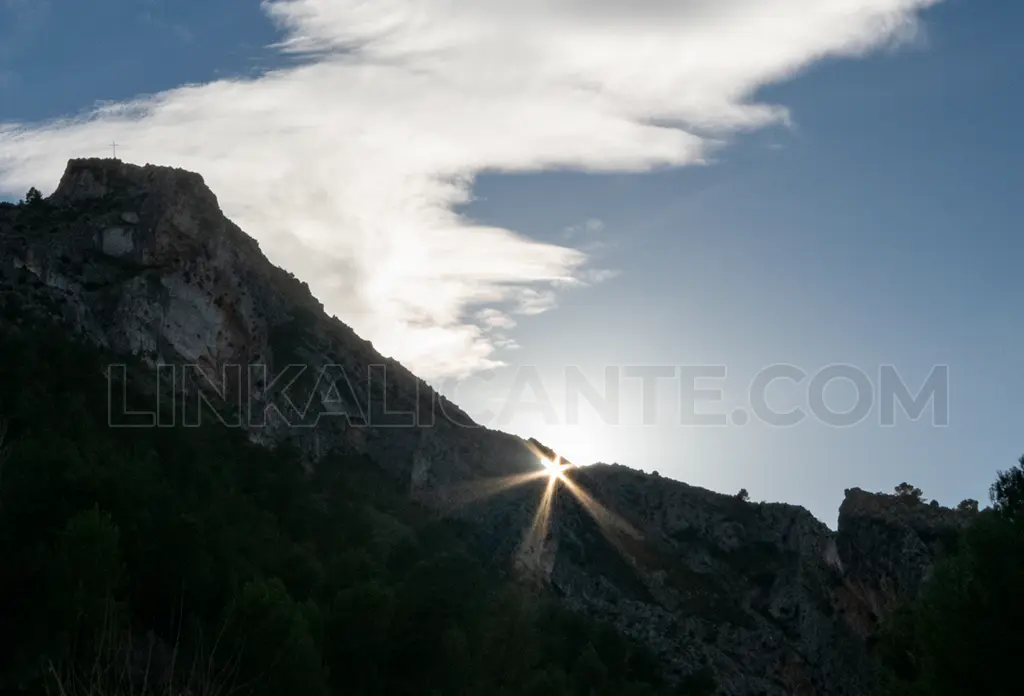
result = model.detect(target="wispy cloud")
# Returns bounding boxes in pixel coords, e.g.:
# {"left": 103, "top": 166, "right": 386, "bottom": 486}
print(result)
{"left": 562, "top": 218, "right": 606, "bottom": 241}
{"left": 0, "top": 0, "right": 940, "bottom": 378}
{"left": 477, "top": 309, "right": 518, "bottom": 331}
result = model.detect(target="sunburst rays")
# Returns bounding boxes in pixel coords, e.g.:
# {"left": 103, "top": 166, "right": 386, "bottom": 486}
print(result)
{"left": 438, "top": 439, "right": 643, "bottom": 572}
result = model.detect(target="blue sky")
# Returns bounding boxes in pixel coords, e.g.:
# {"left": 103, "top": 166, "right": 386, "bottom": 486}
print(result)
{"left": 1, "top": 0, "right": 1019, "bottom": 524}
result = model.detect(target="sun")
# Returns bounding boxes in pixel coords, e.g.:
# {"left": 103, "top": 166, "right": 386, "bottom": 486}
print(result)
{"left": 436, "top": 438, "right": 642, "bottom": 574}
{"left": 540, "top": 454, "right": 569, "bottom": 481}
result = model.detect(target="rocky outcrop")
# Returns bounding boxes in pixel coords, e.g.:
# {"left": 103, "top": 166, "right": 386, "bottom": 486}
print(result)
{"left": 833, "top": 488, "right": 972, "bottom": 640}
{"left": 0, "top": 159, "right": 484, "bottom": 483}
{"left": 0, "top": 160, "right": 968, "bottom": 696}
{"left": 540, "top": 465, "right": 873, "bottom": 695}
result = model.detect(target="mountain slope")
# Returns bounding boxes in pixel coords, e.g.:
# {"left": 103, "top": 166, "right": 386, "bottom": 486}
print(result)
{"left": 0, "top": 159, "right": 965, "bottom": 695}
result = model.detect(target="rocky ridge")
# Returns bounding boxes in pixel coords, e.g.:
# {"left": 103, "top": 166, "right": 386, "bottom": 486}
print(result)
{"left": 0, "top": 160, "right": 970, "bottom": 695}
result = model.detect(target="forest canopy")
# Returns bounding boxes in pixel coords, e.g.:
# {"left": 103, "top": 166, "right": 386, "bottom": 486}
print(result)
{"left": 0, "top": 325, "right": 708, "bottom": 696}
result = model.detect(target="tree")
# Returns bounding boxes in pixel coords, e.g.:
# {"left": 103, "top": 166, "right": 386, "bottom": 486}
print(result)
{"left": 324, "top": 582, "right": 394, "bottom": 694}
{"left": 877, "top": 456, "right": 1024, "bottom": 695}
{"left": 990, "top": 456, "right": 1024, "bottom": 521}
{"left": 735, "top": 489, "right": 750, "bottom": 502}
{"left": 956, "top": 499, "right": 979, "bottom": 514}
{"left": 24, "top": 187, "right": 43, "bottom": 207}
{"left": 225, "top": 578, "right": 327, "bottom": 696}
{"left": 0, "top": 325, "right": 681, "bottom": 696}
{"left": 46, "top": 507, "right": 126, "bottom": 661}
{"left": 894, "top": 482, "right": 923, "bottom": 501}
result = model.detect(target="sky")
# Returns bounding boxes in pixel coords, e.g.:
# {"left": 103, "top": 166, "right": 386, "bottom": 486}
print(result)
{"left": 1, "top": 0, "right": 1020, "bottom": 525}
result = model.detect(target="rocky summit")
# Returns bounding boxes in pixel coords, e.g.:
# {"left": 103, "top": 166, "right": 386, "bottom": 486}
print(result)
{"left": 0, "top": 159, "right": 974, "bottom": 695}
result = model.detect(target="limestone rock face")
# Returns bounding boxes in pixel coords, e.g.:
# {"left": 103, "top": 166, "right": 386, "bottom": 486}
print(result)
{"left": 833, "top": 488, "right": 972, "bottom": 639}
{"left": 0, "top": 159, "right": 475, "bottom": 480}
{"left": 0, "top": 160, "right": 964, "bottom": 696}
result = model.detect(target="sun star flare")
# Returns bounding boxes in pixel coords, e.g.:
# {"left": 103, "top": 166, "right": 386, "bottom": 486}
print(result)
{"left": 540, "top": 454, "right": 569, "bottom": 481}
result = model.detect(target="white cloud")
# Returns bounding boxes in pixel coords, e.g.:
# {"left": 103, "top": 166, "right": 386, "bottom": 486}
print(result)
{"left": 0, "top": 0, "right": 940, "bottom": 378}
{"left": 578, "top": 268, "right": 621, "bottom": 286}
{"left": 493, "top": 337, "right": 520, "bottom": 351}
{"left": 477, "top": 309, "right": 518, "bottom": 331}
{"left": 514, "top": 289, "right": 560, "bottom": 317}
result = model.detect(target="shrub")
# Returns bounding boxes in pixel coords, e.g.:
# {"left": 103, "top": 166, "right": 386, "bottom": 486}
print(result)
{"left": 24, "top": 187, "right": 43, "bottom": 207}
{"left": 894, "top": 482, "right": 923, "bottom": 501}
{"left": 956, "top": 499, "right": 979, "bottom": 514}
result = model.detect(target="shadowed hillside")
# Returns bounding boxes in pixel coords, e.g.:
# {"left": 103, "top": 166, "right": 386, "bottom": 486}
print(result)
{"left": 0, "top": 160, "right": 1000, "bottom": 696}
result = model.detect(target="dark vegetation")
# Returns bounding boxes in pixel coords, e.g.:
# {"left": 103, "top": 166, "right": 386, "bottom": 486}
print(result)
{"left": 893, "top": 482, "right": 923, "bottom": 501}
{"left": 0, "top": 325, "right": 701, "bottom": 696}
{"left": 876, "top": 462, "right": 1024, "bottom": 695}
{"left": 24, "top": 188, "right": 43, "bottom": 207}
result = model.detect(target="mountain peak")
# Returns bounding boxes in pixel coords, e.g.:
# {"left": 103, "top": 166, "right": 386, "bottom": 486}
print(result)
{"left": 52, "top": 158, "right": 219, "bottom": 210}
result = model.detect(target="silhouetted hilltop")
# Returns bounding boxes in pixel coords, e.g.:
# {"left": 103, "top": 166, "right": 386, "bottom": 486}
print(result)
{"left": 0, "top": 160, "right": 966, "bottom": 695}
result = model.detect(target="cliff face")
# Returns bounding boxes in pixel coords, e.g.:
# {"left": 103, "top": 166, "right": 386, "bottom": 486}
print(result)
{"left": 0, "top": 159, "right": 489, "bottom": 483}
{"left": 833, "top": 488, "right": 972, "bottom": 640}
{"left": 0, "top": 160, "right": 964, "bottom": 696}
